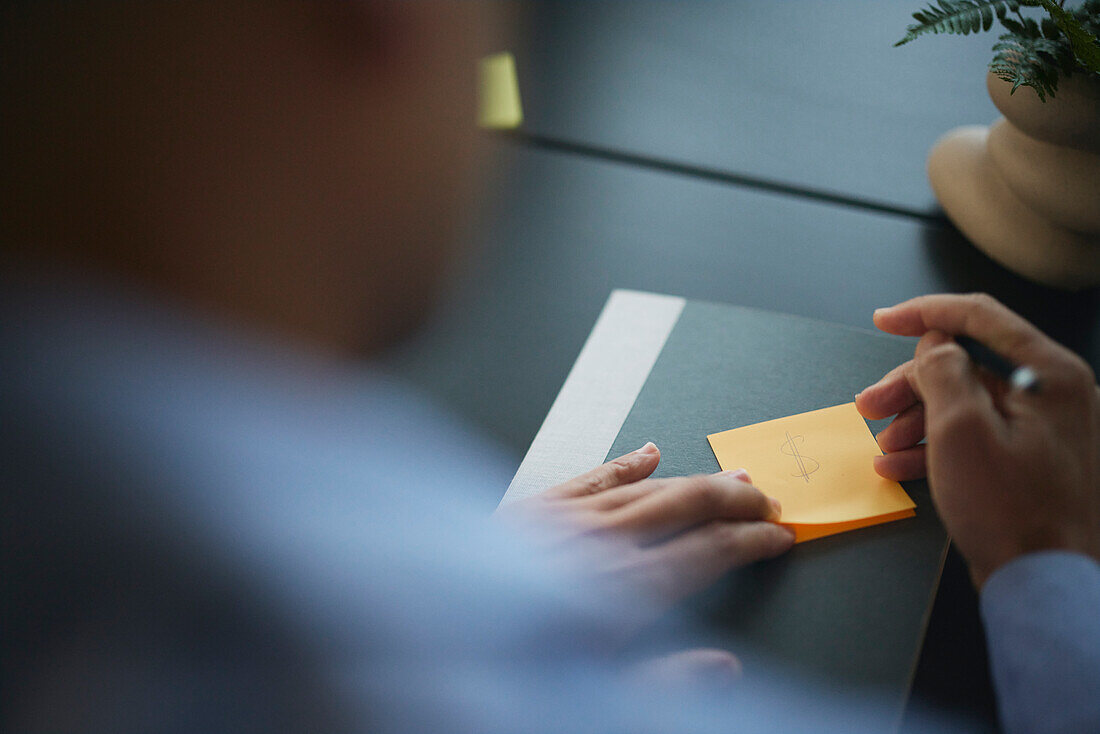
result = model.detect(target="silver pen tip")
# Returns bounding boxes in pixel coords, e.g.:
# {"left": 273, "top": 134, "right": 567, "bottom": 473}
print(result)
{"left": 1009, "top": 366, "right": 1040, "bottom": 393}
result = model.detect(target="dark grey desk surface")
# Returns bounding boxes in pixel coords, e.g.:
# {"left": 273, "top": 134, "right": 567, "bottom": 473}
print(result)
{"left": 513, "top": 0, "right": 1000, "bottom": 215}
{"left": 390, "top": 142, "right": 1099, "bottom": 454}
{"left": 383, "top": 5, "right": 1100, "bottom": 730}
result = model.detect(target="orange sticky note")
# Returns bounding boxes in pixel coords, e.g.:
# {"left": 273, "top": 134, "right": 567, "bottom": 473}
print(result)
{"left": 707, "top": 403, "right": 915, "bottom": 543}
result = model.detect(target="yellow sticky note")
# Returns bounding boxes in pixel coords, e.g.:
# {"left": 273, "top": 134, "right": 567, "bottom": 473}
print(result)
{"left": 707, "top": 403, "right": 915, "bottom": 543}
{"left": 478, "top": 52, "right": 523, "bottom": 129}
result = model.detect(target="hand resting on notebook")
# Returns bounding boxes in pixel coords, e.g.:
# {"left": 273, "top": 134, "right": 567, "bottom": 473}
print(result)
{"left": 856, "top": 293, "right": 1100, "bottom": 588}
{"left": 497, "top": 442, "right": 795, "bottom": 609}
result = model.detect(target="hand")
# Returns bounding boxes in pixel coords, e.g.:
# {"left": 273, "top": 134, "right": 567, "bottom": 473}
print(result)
{"left": 497, "top": 442, "right": 794, "bottom": 610}
{"left": 856, "top": 293, "right": 1100, "bottom": 587}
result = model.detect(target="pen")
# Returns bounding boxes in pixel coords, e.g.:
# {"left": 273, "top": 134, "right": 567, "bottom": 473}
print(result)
{"left": 955, "top": 335, "right": 1041, "bottom": 393}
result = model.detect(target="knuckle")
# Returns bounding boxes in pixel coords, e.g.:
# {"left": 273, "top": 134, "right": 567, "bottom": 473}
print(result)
{"left": 683, "top": 476, "right": 723, "bottom": 514}
{"left": 716, "top": 523, "right": 746, "bottom": 553}
{"left": 966, "top": 292, "right": 1002, "bottom": 312}
{"left": 716, "top": 522, "right": 782, "bottom": 558}
{"left": 1039, "top": 351, "right": 1096, "bottom": 396}
{"left": 592, "top": 510, "right": 625, "bottom": 533}
{"left": 962, "top": 294, "right": 1006, "bottom": 334}
{"left": 933, "top": 404, "right": 984, "bottom": 437}
{"left": 730, "top": 484, "right": 769, "bottom": 516}
{"left": 917, "top": 342, "right": 963, "bottom": 371}
{"left": 914, "top": 333, "right": 942, "bottom": 355}
{"left": 752, "top": 523, "right": 787, "bottom": 550}
{"left": 677, "top": 476, "right": 771, "bottom": 520}
{"left": 1064, "top": 354, "right": 1096, "bottom": 389}
{"left": 603, "top": 458, "right": 631, "bottom": 482}
{"left": 575, "top": 471, "right": 606, "bottom": 496}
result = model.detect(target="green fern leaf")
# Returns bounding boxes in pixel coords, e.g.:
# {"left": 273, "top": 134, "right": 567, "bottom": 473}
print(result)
{"left": 991, "top": 32, "right": 1066, "bottom": 99}
{"left": 1041, "top": 16, "right": 1061, "bottom": 39}
{"left": 894, "top": 0, "right": 1099, "bottom": 101}
{"left": 896, "top": 0, "right": 1009, "bottom": 46}
{"left": 1035, "top": 0, "right": 1100, "bottom": 74}
{"left": 994, "top": 0, "right": 1029, "bottom": 24}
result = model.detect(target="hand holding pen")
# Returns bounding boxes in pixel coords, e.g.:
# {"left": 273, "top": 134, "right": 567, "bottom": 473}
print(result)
{"left": 855, "top": 294, "right": 1100, "bottom": 588}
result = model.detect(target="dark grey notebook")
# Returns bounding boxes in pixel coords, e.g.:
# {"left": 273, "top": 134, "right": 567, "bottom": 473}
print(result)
{"left": 605, "top": 299, "right": 948, "bottom": 714}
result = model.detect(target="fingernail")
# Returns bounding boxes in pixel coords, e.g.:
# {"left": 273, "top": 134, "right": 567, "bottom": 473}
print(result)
{"left": 873, "top": 307, "right": 891, "bottom": 318}
{"left": 720, "top": 468, "right": 751, "bottom": 482}
{"left": 768, "top": 497, "right": 782, "bottom": 519}
{"left": 854, "top": 390, "right": 863, "bottom": 400}
{"left": 634, "top": 441, "right": 658, "bottom": 455}
{"left": 871, "top": 454, "right": 890, "bottom": 478}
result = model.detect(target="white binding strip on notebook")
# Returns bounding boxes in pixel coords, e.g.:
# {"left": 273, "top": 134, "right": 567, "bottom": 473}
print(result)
{"left": 500, "top": 290, "right": 685, "bottom": 505}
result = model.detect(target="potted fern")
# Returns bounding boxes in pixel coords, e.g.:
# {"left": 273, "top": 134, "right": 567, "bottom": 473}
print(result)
{"left": 897, "top": 0, "right": 1100, "bottom": 289}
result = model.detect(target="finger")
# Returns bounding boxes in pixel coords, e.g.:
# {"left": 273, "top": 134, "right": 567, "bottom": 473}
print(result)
{"left": 605, "top": 474, "right": 778, "bottom": 542}
{"left": 579, "top": 468, "right": 752, "bottom": 513}
{"left": 856, "top": 333, "right": 951, "bottom": 420}
{"left": 545, "top": 442, "right": 661, "bottom": 499}
{"left": 878, "top": 295, "right": 1096, "bottom": 404}
{"left": 872, "top": 446, "right": 927, "bottom": 481}
{"left": 643, "top": 521, "right": 795, "bottom": 601}
{"left": 856, "top": 361, "right": 919, "bottom": 419}
{"left": 875, "top": 403, "right": 926, "bottom": 453}
{"left": 912, "top": 336, "right": 1002, "bottom": 440}
{"left": 575, "top": 482, "right": 659, "bottom": 512}
{"left": 873, "top": 293, "right": 1058, "bottom": 370}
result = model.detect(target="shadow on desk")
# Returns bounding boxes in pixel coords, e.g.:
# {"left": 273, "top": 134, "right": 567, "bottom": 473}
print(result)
{"left": 903, "top": 546, "right": 998, "bottom": 734}
{"left": 921, "top": 221, "right": 1100, "bottom": 365}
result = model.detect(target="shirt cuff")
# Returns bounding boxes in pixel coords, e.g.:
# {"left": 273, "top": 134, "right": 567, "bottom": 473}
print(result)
{"left": 980, "top": 551, "right": 1100, "bottom": 734}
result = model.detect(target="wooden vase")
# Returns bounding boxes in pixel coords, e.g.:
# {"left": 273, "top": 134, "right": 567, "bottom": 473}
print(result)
{"left": 927, "top": 71, "right": 1100, "bottom": 290}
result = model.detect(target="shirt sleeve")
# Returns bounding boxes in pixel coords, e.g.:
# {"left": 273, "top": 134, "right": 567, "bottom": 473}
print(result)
{"left": 980, "top": 551, "right": 1100, "bottom": 734}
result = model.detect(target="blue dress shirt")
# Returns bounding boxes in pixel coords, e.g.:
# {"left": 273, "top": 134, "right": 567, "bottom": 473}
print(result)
{"left": 3, "top": 268, "right": 1097, "bottom": 733}
{"left": 982, "top": 552, "right": 1100, "bottom": 734}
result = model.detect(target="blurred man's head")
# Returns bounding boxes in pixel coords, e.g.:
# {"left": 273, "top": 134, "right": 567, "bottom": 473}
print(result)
{"left": 1, "top": 2, "right": 496, "bottom": 353}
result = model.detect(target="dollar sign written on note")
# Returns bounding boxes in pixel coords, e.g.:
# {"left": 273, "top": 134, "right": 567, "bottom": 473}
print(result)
{"left": 780, "top": 430, "right": 820, "bottom": 483}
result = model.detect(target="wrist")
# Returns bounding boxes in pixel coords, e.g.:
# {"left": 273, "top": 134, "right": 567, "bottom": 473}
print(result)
{"left": 971, "top": 545, "right": 1100, "bottom": 591}
{"left": 961, "top": 529, "right": 1100, "bottom": 590}
{"left": 980, "top": 549, "right": 1100, "bottom": 597}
